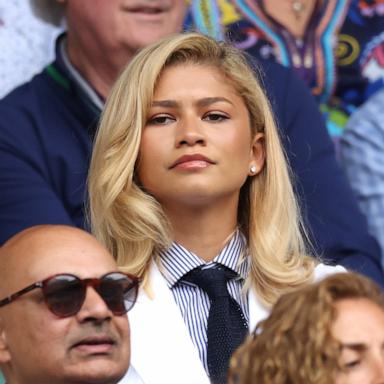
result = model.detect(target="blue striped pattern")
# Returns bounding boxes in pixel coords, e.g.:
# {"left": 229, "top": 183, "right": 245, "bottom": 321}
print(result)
{"left": 191, "top": 0, "right": 224, "bottom": 40}
{"left": 159, "top": 230, "right": 249, "bottom": 372}
{"left": 319, "top": 0, "right": 350, "bottom": 103}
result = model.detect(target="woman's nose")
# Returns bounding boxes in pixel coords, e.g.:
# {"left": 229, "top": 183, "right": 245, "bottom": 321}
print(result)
{"left": 371, "top": 355, "right": 384, "bottom": 383}
{"left": 175, "top": 115, "right": 206, "bottom": 147}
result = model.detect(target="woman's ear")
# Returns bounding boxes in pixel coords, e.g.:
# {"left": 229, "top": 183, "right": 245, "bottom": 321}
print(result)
{"left": 248, "top": 133, "right": 265, "bottom": 176}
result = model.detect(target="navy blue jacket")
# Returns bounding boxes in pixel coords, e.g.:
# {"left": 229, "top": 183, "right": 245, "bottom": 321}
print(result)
{"left": 0, "top": 47, "right": 382, "bottom": 285}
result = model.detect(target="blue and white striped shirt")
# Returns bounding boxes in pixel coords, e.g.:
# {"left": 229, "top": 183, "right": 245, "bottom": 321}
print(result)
{"left": 159, "top": 230, "right": 249, "bottom": 373}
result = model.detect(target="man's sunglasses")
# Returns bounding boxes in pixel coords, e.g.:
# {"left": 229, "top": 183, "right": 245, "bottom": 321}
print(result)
{"left": 0, "top": 272, "right": 140, "bottom": 317}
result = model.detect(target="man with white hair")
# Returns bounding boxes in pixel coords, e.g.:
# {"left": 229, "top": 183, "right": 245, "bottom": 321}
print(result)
{"left": 0, "top": 0, "right": 188, "bottom": 240}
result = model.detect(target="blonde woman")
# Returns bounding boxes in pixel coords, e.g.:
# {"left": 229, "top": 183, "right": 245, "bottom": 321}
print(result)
{"left": 229, "top": 272, "right": 384, "bottom": 384}
{"left": 88, "top": 33, "right": 344, "bottom": 384}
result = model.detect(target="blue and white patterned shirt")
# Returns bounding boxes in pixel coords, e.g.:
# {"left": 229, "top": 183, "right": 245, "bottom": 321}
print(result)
{"left": 159, "top": 230, "right": 249, "bottom": 373}
{"left": 340, "top": 88, "right": 384, "bottom": 266}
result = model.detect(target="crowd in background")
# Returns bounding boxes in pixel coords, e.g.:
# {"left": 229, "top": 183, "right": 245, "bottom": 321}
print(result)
{"left": 1, "top": 1, "right": 384, "bottom": 383}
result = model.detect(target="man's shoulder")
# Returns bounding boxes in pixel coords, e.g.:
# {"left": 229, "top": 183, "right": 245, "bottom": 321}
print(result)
{"left": 0, "top": 69, "right": 69, "bottom": 132}
{"left": 252, "top": 58, "right": 321, "bottom": 139}
{"left": 0, "top": 66, "right": 85, "bottom": 142}
{"left": 252, "top": 58, "right": 291, "bottom": 93}
{"left": 0, "top": 67, "right": 63, "bottom": 110}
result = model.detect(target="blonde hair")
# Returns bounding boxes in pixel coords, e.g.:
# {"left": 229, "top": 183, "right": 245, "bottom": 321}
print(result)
{"left": 88, "top": 32, "right": 315, "bottom": 304}
{"left": 229, "top": 272, "right": 384, "bottom": 384}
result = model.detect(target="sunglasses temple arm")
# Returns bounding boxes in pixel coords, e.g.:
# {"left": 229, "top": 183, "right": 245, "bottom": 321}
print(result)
{"left": 0, "top": 282, "right": 43, "bottom": 307}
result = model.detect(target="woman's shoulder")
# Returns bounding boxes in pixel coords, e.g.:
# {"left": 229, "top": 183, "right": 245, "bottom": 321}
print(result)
{"left": 313, "top": 263, "right": 346, "bottom": 282}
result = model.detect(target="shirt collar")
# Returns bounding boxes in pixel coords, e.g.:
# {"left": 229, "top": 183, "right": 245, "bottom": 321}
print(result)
{"left": 58, "top": 34, "right": 104, "bottom": 111}
{"left": 44, "top": 33, "right": 103, "bottom": 135}
{"left": 159, "top": 230, "right": 249, "bottom": 288}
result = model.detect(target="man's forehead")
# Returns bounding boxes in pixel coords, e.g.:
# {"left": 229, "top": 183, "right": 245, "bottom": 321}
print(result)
{"left": 0, "top": 226, "right": 116, "bottom": 292}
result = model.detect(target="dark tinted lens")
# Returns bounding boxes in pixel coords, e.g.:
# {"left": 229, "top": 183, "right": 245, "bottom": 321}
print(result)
{"left": 99, "top": 273, "right": 138, "bottom": 315}
{"left": 43, "top": 275, "right": 85, "bottom": 317}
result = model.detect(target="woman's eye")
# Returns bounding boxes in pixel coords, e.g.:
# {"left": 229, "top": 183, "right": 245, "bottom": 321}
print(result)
{"left": 147, "top": 115, "right": 175, "bottom": 125}
{"left": 203, "top": 113, "right": 229, "bottom": 122}
{"left": 344, "top": 360, "right": 361, "bottom": 370}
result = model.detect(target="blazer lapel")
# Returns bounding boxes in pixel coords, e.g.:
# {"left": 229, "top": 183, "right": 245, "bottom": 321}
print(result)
{"left": 247, "top": 263, "right": 345, "bottom": 333}
{"left": 248, "top": 287, "right": 270, "bottom": 333}
{"left": 128, "top": 262, "right": 210, "bottom": 384}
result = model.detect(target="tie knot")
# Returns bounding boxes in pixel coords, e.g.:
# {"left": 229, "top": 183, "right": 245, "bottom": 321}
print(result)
{"left": 182, "top": 266, "right": 236, "bottom": 300}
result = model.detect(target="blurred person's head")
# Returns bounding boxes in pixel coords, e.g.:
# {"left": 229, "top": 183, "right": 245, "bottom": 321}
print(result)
{"left": 0, "top": 225, "right": 139, "bottom": 384}
{"left": 30, "top": 0, "right": 189, "bottom": 97}
{"left": 229, "top": 272, "right": 384, "bottom": 384}
{"left": 89, "top": 32, "right": 314, "bottom": 305}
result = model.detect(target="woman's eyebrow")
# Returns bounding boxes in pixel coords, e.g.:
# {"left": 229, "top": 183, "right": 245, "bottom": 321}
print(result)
{"left": 152, "top": 100, "right": 179, "bottom": 108}
{"left": 151, "top": 97, "right": 234, "bottom": 109}
{"left": 196, "top": 97, "right": 234, "bottom": 107}
{"left": 341, "top": 343, "right": 367, "bottom": 353}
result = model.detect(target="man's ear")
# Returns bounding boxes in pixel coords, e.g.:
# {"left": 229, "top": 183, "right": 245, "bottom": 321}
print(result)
{"left": 0, "top": 318, "right": 11, "bottom": 363}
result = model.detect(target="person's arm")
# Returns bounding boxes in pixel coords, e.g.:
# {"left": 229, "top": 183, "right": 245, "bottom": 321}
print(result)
{"left": 0, "top": 103, "right": 75, "bottom": 244}
{"left": 340, "top": 90, "right": 384, "bottom": 267}
{"left": 259, "top": 60, "right": 384, "bottom": 286}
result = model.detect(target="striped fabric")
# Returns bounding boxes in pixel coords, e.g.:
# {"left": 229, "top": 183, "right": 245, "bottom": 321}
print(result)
{"left": 159, "top": 230, "right": 250, "bottom": 373}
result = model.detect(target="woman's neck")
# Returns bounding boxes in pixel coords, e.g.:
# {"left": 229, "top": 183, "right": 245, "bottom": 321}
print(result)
{"left": 164, "top": 199, "right": 239, "bottom": 262}
{"left": 262, "top": 0, "right": 318, "bottom": 39}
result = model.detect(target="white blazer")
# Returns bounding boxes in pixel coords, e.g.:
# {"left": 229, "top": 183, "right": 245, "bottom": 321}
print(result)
{"left": 119, "top": 262, "right": 345, "bottom": 384}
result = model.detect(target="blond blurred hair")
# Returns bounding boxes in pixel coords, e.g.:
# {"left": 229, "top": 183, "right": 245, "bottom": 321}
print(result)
{"left": 88, "top": 32, "right": 315, "bottom": 305}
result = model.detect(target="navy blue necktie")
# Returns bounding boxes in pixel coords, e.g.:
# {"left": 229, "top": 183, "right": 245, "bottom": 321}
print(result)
{"left": 183, "top": 266, "right": 248, "bottom": 384}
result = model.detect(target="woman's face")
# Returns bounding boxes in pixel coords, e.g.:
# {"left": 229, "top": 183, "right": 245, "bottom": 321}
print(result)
{"left": 333, "top": 298, "right": 384, "bottom": 384}
{"left": 137, "top": 64, "right": 264, "bottom": 210}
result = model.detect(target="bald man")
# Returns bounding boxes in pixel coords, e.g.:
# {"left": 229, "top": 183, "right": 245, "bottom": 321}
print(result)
{"left": 0, "top": 225, "right": 139, "bottom": 384}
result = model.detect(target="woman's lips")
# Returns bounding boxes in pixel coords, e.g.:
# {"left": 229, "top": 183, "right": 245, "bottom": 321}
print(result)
{"left": 170, "top": 154, "right": 216, "bottom": 170}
